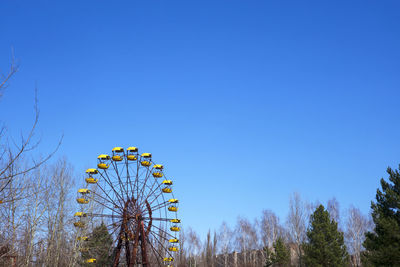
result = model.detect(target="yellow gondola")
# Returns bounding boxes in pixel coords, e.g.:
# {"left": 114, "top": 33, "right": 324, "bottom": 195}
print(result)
{"left": 163, "top": 257, "right": 174, "bottom": 262}
{"left": 152, "top": 165, "right": 163, "bottom": 178}
{"left": 169, "top": 238, "right": 179, "bottom": 243}
{"left": 170, "top": 219, "right": 181, "bottom": 223}
{"left": 77, "top": 198, "right": 89, "bottom": 204}
{"left": 85, "top": 168, "right": 98, "bottom": 175}
{"left": 169, "top": 246, "right": 179, "bottom": 252}
{"left": 127, "top": 147, "right": 138, "bottom": 161}
{"left": 168, "top": 199, "right": 179, "bottom": 203}
{"left": 97, "top": 154, "right": 110, "bottom": 160}
{"left": 127, "top": 147, "right": 138, "bottom": 153}
{"left": 168, "top": 206, "right": 178, "bottom": 212}
{"left": 74, "top": 212, "right": 87, "bottom": 217}
{"left": 153, "top": 164, "right": 163, "bottom": 170}
{"left": 170, "top": 226, "right": 180, "bottom": 232}
{"left": 85, "top": 177, "right": 98, "bottom": 184}
{"left": 78, "top": 188, "right": 90, "bottom": 194}
{"left": 152, "top": 172, "right": 163, "bottom": 178}
{"left": 73, "top": 221, "right": 85, "bottom": 228}
{"left": 112, "top": 147, "right": 124, "bottom": 153}
{"left": 77, "top": 236, "right": 89, "bottom": 241}
{"left": 97, "top": 163, "right": 109, "bottom": 169}
{"left": 86, "top": 258, "right": 97, "bottom": 263}
{"left": 141, "top": 162, "right": 151, "bottom": 167}
{"left": 141, "top": 161, "right": 151, "bottom": 167}
{"left": 140, "top": 153, "right": 152, "bottom": 167}
{"left": 97, "top": 154, "right": 110, "bottom": 169}
{"left": 112, "top": 147, "right": 124, "bottom": 161}
{"left": 162, "top": 180, "right": 173, "bottom": 185}
{"left": 112, "top": 155, "right": 123, "bottom": 161}
{"left": 162, "top": 188, "right": 172, "bottom": 193}
{"left": 127, "top": 154, "right": 137, "bottom": 161}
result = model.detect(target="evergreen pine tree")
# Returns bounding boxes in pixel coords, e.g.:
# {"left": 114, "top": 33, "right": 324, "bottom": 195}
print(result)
{"left": 303, "top": 205, "right": 348, "bottom": 267}
{"left": 264, "top": 237, "right": 291, "bottom": 267}
{"left": 82, "top": 222, "right": 113, "bottom": 266}
{"left": 363, "top": 165, "right": 400, "bottom": 266}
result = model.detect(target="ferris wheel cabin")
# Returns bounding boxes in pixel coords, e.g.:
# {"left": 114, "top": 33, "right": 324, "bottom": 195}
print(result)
{"left": 97, "top": 154, "right": 110, "bottom": 169}
{"left": 127, "top": 146, "right": 138, "bottom": 161}
{"left": 140, "top": 153, "right": 152, "bottom": 167}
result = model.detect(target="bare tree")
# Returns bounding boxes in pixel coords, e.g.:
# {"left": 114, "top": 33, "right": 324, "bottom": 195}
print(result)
{"left": 43, "top": 159, "right": 75, "bottom": 266}
{"left": 235, "top": 216, "right": 258, "bottom": 266}
{"left": 176, "top": 227, "right": 187, "bottom": 267}
{"left": 0, "top": 54, "right": 62, "bottom": 199}
{"left": 345, "top": 206, "right": 373, "bottom": 267}
{"left": 217, "top": 221, "right": 233, "bottom": 266}
{"left": 0, "top": 51, "right": 18, "bottom": 97}
{"left": 185, "top": 226, "right": 201, "bottom": 266}
{"left": 204, "top": 230, "right": 214, "bottom": 267}
{"left": 21, "top": 166, "right": 53, "bottom": 266}
{"left": 0, "top": 158, "right": 31, "bottom": 265}
{"left": 259, "top": 209, "right": 283, "bottom": 248}
{"left": 327, "top": 197, "right": 341, "bottom": 228}
{"left": 286, "top": 192, "right": 308, "bottom": 267}
{"left": 0, "top": 156, "right": 77, "bottom": 267}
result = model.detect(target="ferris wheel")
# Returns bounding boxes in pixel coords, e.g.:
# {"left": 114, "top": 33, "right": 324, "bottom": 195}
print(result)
{"left": 73, "top": 147, "right": 180, "bottom": 266}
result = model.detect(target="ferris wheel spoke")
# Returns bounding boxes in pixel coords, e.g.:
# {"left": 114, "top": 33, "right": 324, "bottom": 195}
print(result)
{"left": 91, "top": 186, "right": 123, "bottom": 215}
{"left": 137, "top": 183, "right": 162, "bottom": 213}
{"left": 139, "top": 182, "right": 165, "bottom": 210}
{"left": 145, "top": 236, "right": 164, "bottom": 266}
{"left": 144, "top": 185, "right": 167, "bottom": 210}
{"left": 98, "top": 170, "right": 125, "bottom": 206}
{"left": 138, "top": 174, "right": 164, "bottom": 209}
{"left": 147, "top": 190, "right": 165, "bottom": 207}
{"left": 149, "top": 201, "right": 170, "bottom": 213}
{"left": 89, "top": 196, "right": 123, "bottom": 216}
{"left": 89, "top": 213, "right": 122, "bottom": 219}
{"left": 124, "top": 158, "right": 135, "bottom": 198}
{"left": 142, "top": 201, "right": 169, "bottom": 217}
{"left": 103, "top": 219, "right": 123, "bottom": 229}
{"left": 91, "top": 187, "right": 121, "bottom": 208}
{"left": 103, "top": 221, "right": 125, "bottom": 239}
{"left": 109, "top": 221, "right": 127, "bottom": 243}
{"left": 135, "top": 160, "right": 140, "bottom": 202}
{"left": 110, "top": 160, "right": 129, "bottom": 201}
{"left": 133, "top": 162, "right": 147, "bottom": 199}
{"left": 148, "top": 230, "right": 174, "bottom": 258}
{"left": 143, "top": 217, "right": 175, "bottom": 222}
{"left": 101, "top": 169, "right": 125, "bottom": 204}
{"left": 150, "top": 223, "right": 177, "bottom": 239}
{"left": 136, "top": 165, "right": 152, "bottom": 205}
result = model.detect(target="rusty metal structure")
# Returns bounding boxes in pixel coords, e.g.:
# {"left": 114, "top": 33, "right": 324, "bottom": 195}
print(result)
{"left": 74, "top": 147, "right": 180, "bottom": 266}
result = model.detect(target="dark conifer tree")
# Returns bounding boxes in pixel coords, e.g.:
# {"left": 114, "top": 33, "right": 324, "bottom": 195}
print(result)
{"left": 363, "top": 165, "right": 400, "bottom": 266}
{"left": 264, "top": 237, "right": 291, "bottom": 267}
{"left": 82, "top": 222, "right": 113, "bottom": 266}
{"left": 303, "top": 205, "right": 348, "bottom": 267}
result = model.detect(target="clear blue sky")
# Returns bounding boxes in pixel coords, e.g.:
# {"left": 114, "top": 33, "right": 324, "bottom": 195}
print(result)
{"left": 1, "top": 0, "right": 399, "bottom": 239}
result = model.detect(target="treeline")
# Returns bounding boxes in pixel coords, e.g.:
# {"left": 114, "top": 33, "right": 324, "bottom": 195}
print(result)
{"left": 174, "top": 166, "right": 400, "bottom": 267}
{"left": 0, "top": 158, "right": 80, "bottom": 266}
{"left": 1, "top": 154, "right": 398, "bottom": 267}
{"left": 174, "top": 193, "right": 372, "bottom": 267}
